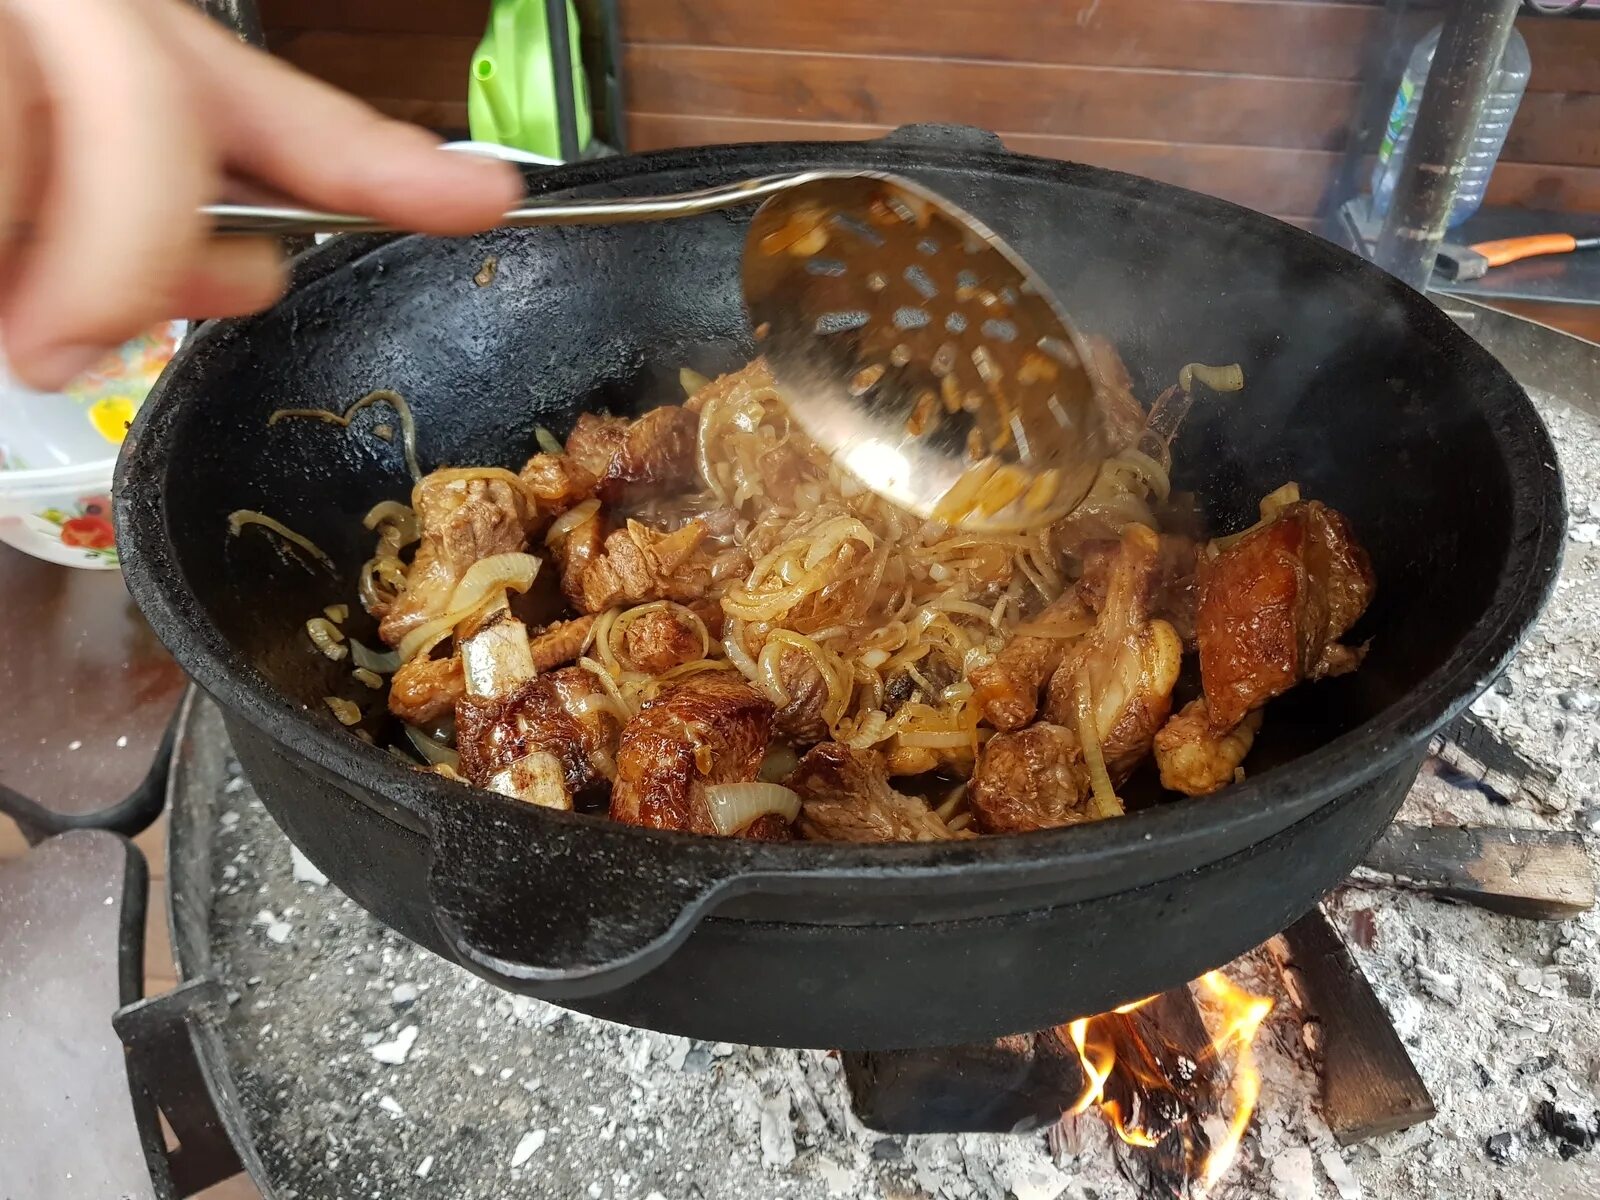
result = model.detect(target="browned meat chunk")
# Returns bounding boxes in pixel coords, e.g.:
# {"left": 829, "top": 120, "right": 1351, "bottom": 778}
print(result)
{"left": 379, "top": 474, "right": 527, "bottom": 646}
{"left": 682, "top": 358, "right": 775, "bottom": 415}
{"left": 550, "top": 502, "right": 605, "bottom": 610}
{"left": 455, "top": 666, "right": 620, "bottom": 809}
{"left": 1153, "top": 698, "right": 1263, "bottom": 796}
{"left": 757, "top": 441, "right": 821, "bottom": 508}
{"left": 564, "top": 406, "right": 700, "bottom": 504}
{"left": 388, "top": 655, "right": 464, "bottom": 726}
{"left": 623, "top": 605, "right": 705, "bottom": 675}
{"left": 761, "top": 641, "right": 831, "bottom": 744}
{"left": 1196, "top": 499, "right": 1374, "bottom": 730}
{"left": 1077, "top": 533, "right": 1196, "bottom": 642}
{"left": 1084, "top": 334, "right": 1146, "bottom": 453}
{"left": 969, "top": 723, "right": 1093, "bottom": 834}
{"left": 970, "top": 592, "right": 1094, "bottom": 731}
{"left": 579, "top": 519, "right": 715, "bottom": 612}
{"left": 529, "top": 614, "right": 596, "bottom": 672}
{"left": 1045, "top": 524, "right": 1183, "bottom": 780}
{"left": 610, "top": 675, "right": 781, "bottom": 837}
{"left": 1154, "top": 534, "right": 1200, "bottom": 647}
{"left": 788, "top": 743, "right": 962, "bottom": 843}
{"left": 518, "top": 452, "right": 597, "bottom": 528}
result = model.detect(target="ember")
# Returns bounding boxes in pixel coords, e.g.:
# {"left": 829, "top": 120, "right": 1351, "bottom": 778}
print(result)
{"left": 1061, "top": 973, "right": 1274, "bottom": 1195}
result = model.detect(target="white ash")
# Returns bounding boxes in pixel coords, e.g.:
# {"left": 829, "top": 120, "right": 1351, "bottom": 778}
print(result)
{"left": 369, "top": 1025, "right": 418, "bottom": 1066}
{"left": 290, "top": 844, "right": 329, "bottom": 886}
{"left": 199, "top": 388, "right": 1600, "bottom": 1198}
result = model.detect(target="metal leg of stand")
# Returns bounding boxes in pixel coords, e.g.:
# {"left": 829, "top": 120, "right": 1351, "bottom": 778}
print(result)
{"left": 1372, "top": 0, "right": 1521, "bottom": 291}
{"left": 546, "top": 0, "right": 582, "bottom": 162}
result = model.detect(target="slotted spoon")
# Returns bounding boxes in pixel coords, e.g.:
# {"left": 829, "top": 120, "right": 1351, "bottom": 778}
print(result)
{"left": 203, "top": 171, "right": 1110, "bottom": 528}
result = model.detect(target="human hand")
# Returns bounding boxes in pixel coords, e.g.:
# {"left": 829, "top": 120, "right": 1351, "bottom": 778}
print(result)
{"left": 0, "top": 0, "right": 523, "bottom": 390}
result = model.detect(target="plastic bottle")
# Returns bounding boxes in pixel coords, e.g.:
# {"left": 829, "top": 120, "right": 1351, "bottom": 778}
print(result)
{"left": 467, "top": 0, "right": 592, "bottom": 161}
{"left": 1369, "top": 24, "right": 1531, "bottom": 228}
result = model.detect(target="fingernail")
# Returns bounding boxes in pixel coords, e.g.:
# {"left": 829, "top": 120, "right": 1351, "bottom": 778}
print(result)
{"left": 16, "top": 342, "right": 105, "bottom": 391}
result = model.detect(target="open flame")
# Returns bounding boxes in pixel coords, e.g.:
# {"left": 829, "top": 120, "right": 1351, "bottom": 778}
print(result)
{"left": 1195, "top": 970, "right": 1275, "bottom": 1187}
{"left": 1062, "top": 972, "right": 1274, "bottom": 1193}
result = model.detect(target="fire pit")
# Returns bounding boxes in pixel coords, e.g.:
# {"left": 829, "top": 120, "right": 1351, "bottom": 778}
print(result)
{"left": 167, "top": 668, "right": 1598, "bottom": 1200}
{"left": 135, "top": 336, "right": 1593, "bottom": 1198}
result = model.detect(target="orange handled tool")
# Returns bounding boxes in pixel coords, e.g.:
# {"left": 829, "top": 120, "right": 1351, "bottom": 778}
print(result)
{"left": 1436, "top": 233, "right": 1600, "bottom": 281}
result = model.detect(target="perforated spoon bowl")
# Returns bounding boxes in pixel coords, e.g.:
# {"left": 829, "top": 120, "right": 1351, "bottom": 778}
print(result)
{"left": 201, "top": 170, "right": 1107, "bottom": 527}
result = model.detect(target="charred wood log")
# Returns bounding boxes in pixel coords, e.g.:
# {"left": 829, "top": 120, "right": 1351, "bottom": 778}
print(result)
{"left": 1352, "top": 822, "right": 1595, "bottom": 920}
{"left": 1271, "top": 908, "right": 1435, "bottom": 1146}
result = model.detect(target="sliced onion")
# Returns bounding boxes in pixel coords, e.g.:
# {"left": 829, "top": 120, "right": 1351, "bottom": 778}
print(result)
{"left": 931, "top": 598, "right": 994, "bottom": 624}
{"left": 545, "top": 497, "right": 601, "bottom": 546}
{"left": 1074, "top": 673, "right": 1122, "bottom": 820}
{"left": 703, "top": 782, "right": 801, "bottom": 836}
{"left": 228, "top": 510, "right": 336, "bottom": 573}
{"left": 271, "top": 389, "right": 423, "bottom": 482}
{"left": 396, "top": 552, "right": 542, "bottom": 664}
{"left": 1178, "top": 362, "right": 1245, "bottom": 394}
{"left": 363, "top": 499, "right": 417, "bottom": 533}
{"left": 722, "top": 620, "right": 760, "bottom": 682}
{"left": 897, "top": 729, "right": 972, "bottom": 750}
{"left": 324, "top": 697, "right": 362, "bottom": 725}
{"left": 571, "top": 692, "right": 632, "bottom": 724}
{"left": 350, "top": 639, "right": 402, "bottom": 673}
{"left": 1016, "top": 618, "right": 1095, "bottom": 640}
{"left": 534, "top": 425, "right": 565, "bottom": 455}
{"left": 759, "top": 743, "right": 800, "bottom": 783}
{"left": 352, "top": 666, "right": 385, "bottom": 690}
{"left": 306, "top": 617, "right": 348, "bottom": 660}
{"left": 405, "top": 725, "right": 460, "bottom": 769}
{"left": 680, "top": 366, "right": 711, "bottom": 398}
{"left": 801, "top": 517, "right": 875, "bottom": 570}
{"left": 324, "top": 603, "right": 349, "bottom": 624}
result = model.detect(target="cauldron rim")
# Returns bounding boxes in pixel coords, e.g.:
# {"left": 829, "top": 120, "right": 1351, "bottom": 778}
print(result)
{"left": 116, "top": 133, "right": 1564, "bottom": 888}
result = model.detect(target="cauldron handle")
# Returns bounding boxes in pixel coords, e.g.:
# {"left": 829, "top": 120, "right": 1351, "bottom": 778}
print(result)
{"left": 422, "top": 794, "right": 775, "bottom": 999}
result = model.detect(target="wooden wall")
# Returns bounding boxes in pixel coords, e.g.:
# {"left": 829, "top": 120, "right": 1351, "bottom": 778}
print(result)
{"left": 259, "top": 0, "right": 1600, "bottom": 228}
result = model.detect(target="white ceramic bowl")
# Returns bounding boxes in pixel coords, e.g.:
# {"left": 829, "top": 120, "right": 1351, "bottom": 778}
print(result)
{"left": 0, "top": 322, "right": 183, "bottom": 569}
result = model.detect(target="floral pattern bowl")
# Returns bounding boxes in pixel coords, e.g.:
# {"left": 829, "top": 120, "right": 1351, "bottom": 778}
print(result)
{"left": 0, "top": 323, "right": 183, "bottom": 569}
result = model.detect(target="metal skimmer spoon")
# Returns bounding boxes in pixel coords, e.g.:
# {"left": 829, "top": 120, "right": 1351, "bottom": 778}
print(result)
{"left": 205, "top": 171, "right": 1109, "bottom": 529}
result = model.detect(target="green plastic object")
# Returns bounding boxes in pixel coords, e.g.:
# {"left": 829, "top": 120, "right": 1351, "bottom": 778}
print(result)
{"left": 468, "top": 0, "right": 592, "bottom": 160}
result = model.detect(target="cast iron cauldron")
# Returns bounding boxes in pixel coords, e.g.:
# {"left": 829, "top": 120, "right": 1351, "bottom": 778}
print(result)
{"left": 116, "top": 126, "right": 1562, "bottom": 1049}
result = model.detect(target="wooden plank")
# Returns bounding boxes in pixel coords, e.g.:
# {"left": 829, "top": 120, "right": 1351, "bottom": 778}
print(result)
{"left": 1431, "top": 711, "right": 1559, "bottom": 810}
{"left": 1479, "top": 297, "right": 1600, "bottom": 345}
{"left": 622, "top": 45, "right": 1359, "bottom": 152}
{"left": 133, "top": 815, "right": 168, "bottom": 883}
{"left": 260, "top": 0, "right": 489, "bottom": 36}
{"left": 1521, "top": 17, "right": 1600, "bottom": 96}
{"left": 369, "top": 97, "right": 472, "bottom": 132}
{"left": 628, "top": 112, "right": 1600, "bottom": 219}
{"left": 627, "top": 112, "right": 1341, "bottom": 215}
{"left": 1272, "top": 910, "right": 1435, "bottom": 1146}
{"left": 0, "top": 817, "right": 26, "bottom": 861}
{"left": 145, "top": 876, "right": 175, "bottom": 985}
{"left": 1507, "top": 92, "right": 1600, "bottom": 168}
{"left": 1353, "top": 823, "right": 1595, "bottom": 920}
{"left": 618, "top": 0, "right": 1381, "bottom": 81}
{"left": 268, "top": 30, "right": 479, "bottom": 101}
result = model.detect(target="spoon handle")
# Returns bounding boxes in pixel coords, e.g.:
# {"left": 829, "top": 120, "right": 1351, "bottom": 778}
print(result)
{"left": 201, "top": 172, "right": 849, "bottom": 237}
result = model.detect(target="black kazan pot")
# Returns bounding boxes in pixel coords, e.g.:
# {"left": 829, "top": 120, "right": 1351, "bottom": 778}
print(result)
{"left": 116, "top": 126, "right": 1562, "bottom": 1050}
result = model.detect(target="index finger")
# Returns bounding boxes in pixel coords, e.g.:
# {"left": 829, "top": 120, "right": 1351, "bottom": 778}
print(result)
{"left": 158, "top": 2, "right": 523, "bottom": 237}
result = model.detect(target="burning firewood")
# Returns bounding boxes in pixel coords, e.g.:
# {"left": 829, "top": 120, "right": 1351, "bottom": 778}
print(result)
{"left": 845, "top": 974, "right": 1274, "bottom": 1197}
